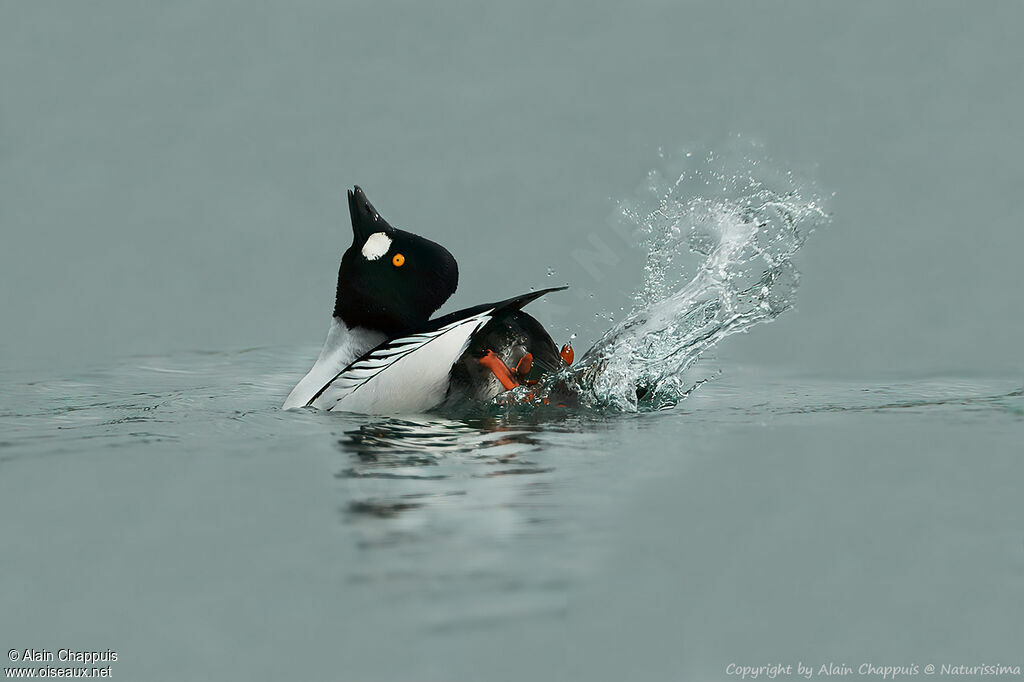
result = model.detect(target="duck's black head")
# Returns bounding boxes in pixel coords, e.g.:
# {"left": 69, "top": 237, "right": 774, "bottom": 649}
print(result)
{"left": 333, "top": 186, "right": 459, "bottom": 336}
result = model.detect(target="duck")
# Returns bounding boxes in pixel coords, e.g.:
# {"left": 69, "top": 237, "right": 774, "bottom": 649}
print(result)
{"left": 283, "top": 186, "right": 574, "bottom": 414}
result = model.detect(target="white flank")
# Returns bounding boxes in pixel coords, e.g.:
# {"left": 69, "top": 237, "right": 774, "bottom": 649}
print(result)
{"left": 282, "top": 319, "right": 386, "bottom": 409}
{"left": 361, "top": 232, "right": 392, "bottom": 260}
{"left": 310, "top": 312, "right": 493, "bottom": 414}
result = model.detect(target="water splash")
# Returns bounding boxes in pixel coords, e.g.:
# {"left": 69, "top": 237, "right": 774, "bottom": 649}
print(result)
{"left": 546, "top": 145, "right": 830, "bottom": 412}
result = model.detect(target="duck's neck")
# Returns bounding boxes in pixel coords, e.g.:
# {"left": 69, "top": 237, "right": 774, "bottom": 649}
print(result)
{"left": 282, "top": 318, "right": 386, "bottom": 409}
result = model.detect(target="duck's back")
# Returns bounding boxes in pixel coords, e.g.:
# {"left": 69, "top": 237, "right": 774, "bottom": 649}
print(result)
{"left": 446, "top": 309, "right": 563, "bottom": 405}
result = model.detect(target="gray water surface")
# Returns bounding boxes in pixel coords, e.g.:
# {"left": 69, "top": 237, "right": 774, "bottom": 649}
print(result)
{"left": 2, "top": 353, "right": 1021, "bottom": 680}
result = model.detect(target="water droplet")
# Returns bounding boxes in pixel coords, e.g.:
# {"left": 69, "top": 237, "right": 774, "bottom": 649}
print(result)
{"left": 565, "top": 143, "right": 830, "bottom": 412}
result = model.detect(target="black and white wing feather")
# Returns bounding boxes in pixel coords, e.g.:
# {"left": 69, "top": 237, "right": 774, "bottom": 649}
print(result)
{"left": 306, "top": 287, "right": 565, "bottom": 414}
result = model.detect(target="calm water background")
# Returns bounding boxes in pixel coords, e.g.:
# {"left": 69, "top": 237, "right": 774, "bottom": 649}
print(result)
{"left": 1, "top": 2, "right": 1022, "bottom": 681}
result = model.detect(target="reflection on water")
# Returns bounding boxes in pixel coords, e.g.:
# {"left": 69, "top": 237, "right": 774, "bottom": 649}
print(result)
{"left": 337, "top": 417, "right": 555, "bottom": 551}
{"left": 330, "top": 413, "right": 615, "bottom": 605}
{"left": 340, "top": 417, "right": 550, "bottom": 478}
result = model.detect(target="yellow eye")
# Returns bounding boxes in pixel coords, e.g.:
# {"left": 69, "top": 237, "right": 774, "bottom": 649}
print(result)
{"left": 392, "top": 253, "right": 405, "bottom": 267}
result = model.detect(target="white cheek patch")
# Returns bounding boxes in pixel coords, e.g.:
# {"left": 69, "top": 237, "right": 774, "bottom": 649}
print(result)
{"left": 361, "top": 232, "right": 392, "bottom": 260}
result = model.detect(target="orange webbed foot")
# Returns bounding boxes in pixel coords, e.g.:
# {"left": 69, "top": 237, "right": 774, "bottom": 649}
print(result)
{"left": 514, "top": 353, "right": 533, "bottom": 377}
{"left": 479, "top": 350, "right": 520, "bottom": 391}
{"left": 560, "top": 343, "right": 574, "bottom": 365}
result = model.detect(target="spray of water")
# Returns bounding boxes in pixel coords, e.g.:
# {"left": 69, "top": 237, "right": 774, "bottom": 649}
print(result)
{"left": 505, "top": 144, "right": 832, "bottom": 413}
